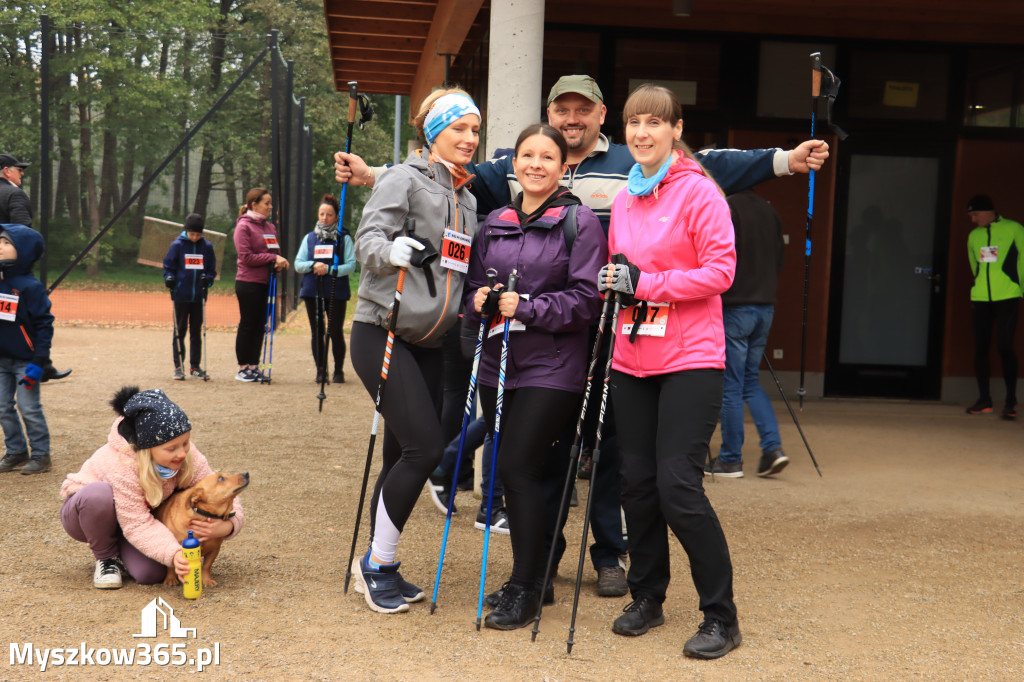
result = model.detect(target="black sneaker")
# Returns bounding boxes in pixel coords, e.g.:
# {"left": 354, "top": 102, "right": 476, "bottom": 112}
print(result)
{"left": 483, "top": 582, "right": 540, "bottom": 630}
{"left": 190, "top": 367, "right": 208, "bottom": 380}
{"left": 683, "top": 619, "right": 742, "bottom": 659}
{"left": 757, "top": 449, "right": 789, "bottom": 477}
{"left": 475, "top": 506, "right": 510, "bottom": 535}
{"left": 577, "top": 447, "right": 594, "bottom": 480}
{"left": 20, "top": 455, "right": 51, "bottom": 475}
{"left": 352, "top": 554, "right": 410, "bottom": 613}
{"left": 966, "top": 399, "right": 993, "bottom": 415}
{"left": 485, "top": 580, "right": 554, "bottom": 608}
{"left": 173, "top": 367, "right": 185, "bottom": 380}
{"left": 612, "top": 594, "right": 664, "bottom": 636}
{"left": 351, "top": 557, "right": 424, "bottom": 603}
{"left": 332, "top": 370, "right": 345, "bottom": 384}
{"left": 235, "top": 368, "right": 257, "bottom": 382}
{"left": 1002, "top": 402, "right": 1017, "bottom": 420}
{"left": 0, "top": 451, "right": 29, "bottom": 473}
{"left": 596, "top": 565, "right": 628, "bottom": 597}
{"left": 315, "top": 370, "right": 327, "bottom": 384}
{"left": 704, "top": 458, "right": 744, "bottom": 478}
{"left": 427, "top": 473, "right": 457, "bottom": 515}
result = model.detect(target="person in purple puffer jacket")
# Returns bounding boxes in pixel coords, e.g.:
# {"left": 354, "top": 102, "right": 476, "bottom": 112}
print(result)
{"left": 463, "top": 123, "right": 607, "bottom": 630}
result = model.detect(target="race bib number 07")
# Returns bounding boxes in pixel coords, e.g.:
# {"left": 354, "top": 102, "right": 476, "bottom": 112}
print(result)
{"left": 620, "top": 302, "right": 669, "bottom": 337}
{"left": 441, "top": 228, "right": 472, "bottom": 273}
{"left": 0, "top": 292, "right": 18, "bottom": 322}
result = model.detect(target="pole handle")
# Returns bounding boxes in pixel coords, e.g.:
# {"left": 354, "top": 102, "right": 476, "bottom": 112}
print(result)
{"left": 810, "top": 52, "right": 822, "bottom": 98}
{"left": 506, "top": 269, "right": 520, "bottom": 294}
{"left": 347, "top": 81, "right": 359, "bottom": 124}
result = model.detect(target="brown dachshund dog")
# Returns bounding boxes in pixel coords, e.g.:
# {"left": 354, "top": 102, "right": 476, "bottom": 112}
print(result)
{"left": 155, "top": 472, "right": 249, "bottom": 587}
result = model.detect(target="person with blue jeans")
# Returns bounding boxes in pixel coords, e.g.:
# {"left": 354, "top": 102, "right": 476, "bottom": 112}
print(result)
{"left": 429, "top": 414, "right": 507, "bottom": 534}
{"left": 0, "top": 225, "right": 53, "bottom": 475}
{"left": 708, "top": 190, "right": 788, "bottom": 478}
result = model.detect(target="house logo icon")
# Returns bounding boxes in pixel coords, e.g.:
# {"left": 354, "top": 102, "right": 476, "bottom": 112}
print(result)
{"left": 132, "top": 597, "right": 196, "bottom": 639}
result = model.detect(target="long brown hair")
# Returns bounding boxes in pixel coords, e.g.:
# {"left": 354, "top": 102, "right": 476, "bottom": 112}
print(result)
{"left": 239, "top": 187, "right": 270, "bottom": 217}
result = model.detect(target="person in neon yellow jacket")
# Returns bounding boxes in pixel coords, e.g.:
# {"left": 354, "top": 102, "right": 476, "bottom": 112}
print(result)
{"left": 965, "top": 194, "right": 1024, "bottom": 418}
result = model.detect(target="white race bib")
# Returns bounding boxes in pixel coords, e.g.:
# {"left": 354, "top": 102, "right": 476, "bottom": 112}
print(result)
{"left": 979, "top": 245, "right": 998, "bottom": 263}
{"left": 0, "top": 292, "right": 18, "bottom": 322}
{"left": 441, "top": 228, "right": 472, "bottom": 273}
{"left": 620, "top": 302, "right": 669, "bottom": 337}
{"left": 313, "top": 244, "right": 334, "bottom": 260}
{"left": 487, "top": 293, "right": 529, "bottom": 338}
{"left": 263, "top": 234, "right": 280, "bottom": 250}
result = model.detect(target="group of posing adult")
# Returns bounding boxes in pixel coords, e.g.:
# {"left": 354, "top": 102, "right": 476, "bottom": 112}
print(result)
{"left": 331, "top": 75, "right": 829, "bottom": 660}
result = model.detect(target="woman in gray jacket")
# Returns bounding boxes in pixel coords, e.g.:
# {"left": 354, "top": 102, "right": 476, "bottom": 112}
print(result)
{"left": 349, "top": 88, "right": 481, "bottom": 615}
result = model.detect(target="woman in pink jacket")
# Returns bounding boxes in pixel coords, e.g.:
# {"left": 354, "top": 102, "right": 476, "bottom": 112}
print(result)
{"left": 60, "top": 386, "right": 244, "bottom": 589}
{"left": 599, "top": 84, "right": 740, "bottom": 659}
{"left": 233, "top": 188, "right": 289, "bottom": 382}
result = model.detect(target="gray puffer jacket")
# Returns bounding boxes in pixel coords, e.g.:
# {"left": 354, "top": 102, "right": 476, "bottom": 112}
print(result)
{"left": 354, "top": 150, "right": 478, "bottom": 348}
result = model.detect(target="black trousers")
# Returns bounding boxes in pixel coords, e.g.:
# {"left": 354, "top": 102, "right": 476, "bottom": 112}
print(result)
{"left": 235, "top": 280, "right": 269, "bottom": 366}
{"left": 350, "top": 321, "right": 444, "bottom": 542}
{"left": 971, "top": 298, "right": 1019, "bottom": 404}
{"left": 303, "top": 296, "right": 347, "bottom": 374}
{"left": 479, "top": 385, "right": 578, "bottom": 590}
{"left": 172, "top": 300, "right": 204, "bottom": 369}
{"left": 611, "top": 367, "right": 737, "bottom": 626}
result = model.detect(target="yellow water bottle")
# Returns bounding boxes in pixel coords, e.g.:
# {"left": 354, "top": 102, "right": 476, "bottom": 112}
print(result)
{"left": 182, "top": 530, "right": 202, "bottom": 599}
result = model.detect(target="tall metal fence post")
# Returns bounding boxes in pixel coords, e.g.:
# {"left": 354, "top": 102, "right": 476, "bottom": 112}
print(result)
{"left": 268, "top": 30, "right": 282, "bottom": 324}
{"left": 40, "top": 13, "right": 50, "bottom": 287}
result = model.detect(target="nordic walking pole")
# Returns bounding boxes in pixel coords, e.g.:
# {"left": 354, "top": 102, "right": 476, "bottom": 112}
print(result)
{"left": 763, "top": 352, "right": 822, "bottom": 477}
{"left": 316, "top": 284, "right": 329, "bottom": 404}
{"left": 170, "top": 297, "right": 183, "bottom": 375}
{"left": 476, "top": 269, "right": 519, "bottom": 631}
{"left": 261, "top": 272, "right": 278, "bottom": 384}
{"left": 259, "top": 271, "right": 274, "bottom": 379}
{"left": 343, "top": 218, "right": 415, "bottom": 595}
{"left": 531, "top": 289, "right": 614, "bottom": 641}
{"left": 567, "top": 257, "right": 626, "bottom": 655}
{"left": 201, "top": 286, "right": 209, "bottom": 381}
{"left": 431, "top": 268, "right": 498, "bottom": 614}
{"left": 320, "top": 82, "right": 367, "bottom": 410}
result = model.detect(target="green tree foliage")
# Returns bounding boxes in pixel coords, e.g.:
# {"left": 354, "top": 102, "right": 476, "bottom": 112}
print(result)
{"left": 0, "top": 0, "right": 416, "bottom": 280}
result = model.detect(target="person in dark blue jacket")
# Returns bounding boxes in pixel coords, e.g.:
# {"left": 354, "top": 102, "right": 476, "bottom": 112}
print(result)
{"left": 294, "top": 194, "right": 357, "bottom": 384}
{"left": 162, "top": 213, "right": 217, "bottom": 380}
{"left": 0, "top": 224, "right": 54, "bottom": 474}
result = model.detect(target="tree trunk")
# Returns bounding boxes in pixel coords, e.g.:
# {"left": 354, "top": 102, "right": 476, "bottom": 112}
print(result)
{"left": 75, "top": 26, "right": 102, "bottom": 278}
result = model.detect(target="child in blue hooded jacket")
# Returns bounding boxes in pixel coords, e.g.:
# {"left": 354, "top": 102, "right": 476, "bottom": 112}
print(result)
{"left": 0, "top": 224, "right": 54, "bottom": 474}
{"left": 162, "top": 213, "right": 217, "bottom": 380}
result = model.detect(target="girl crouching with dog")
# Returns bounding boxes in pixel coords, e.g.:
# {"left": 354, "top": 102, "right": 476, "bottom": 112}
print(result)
{"left": 60, "top": 386, "right": 244, "bottom": 589}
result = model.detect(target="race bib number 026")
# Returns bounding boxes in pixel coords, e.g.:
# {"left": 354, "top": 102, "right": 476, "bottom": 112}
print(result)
{"left": 441, "top": 229, "right": 472, "bottom": 273}
{"left": 620, "top": 302, "right": 669, "bottom": 337}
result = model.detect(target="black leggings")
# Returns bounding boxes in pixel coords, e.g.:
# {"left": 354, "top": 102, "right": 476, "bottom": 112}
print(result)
{"left": 479, "top": 384, "right": 578, "bottom": 590}
{"left": 611, "top": 367, "right": 737, "bottom": 626}
{"left": 971, "top": 299, "right": 1019, "bottom": 403}
{"left": 235, "top": 280, "right": 269, "bottom": 366}
{"left": 172, "top": 300, "right": 204, "bottom": 369}
{"left": 303, "top": 297, "right": 347, "bottom": 373}
{"left": 350, "top": 321, "right": 444, "bottom": 560}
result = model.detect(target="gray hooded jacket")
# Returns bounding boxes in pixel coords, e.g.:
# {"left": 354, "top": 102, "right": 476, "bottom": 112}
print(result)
{"left": 353, "top": 150, "right": 478, "bottom": 347}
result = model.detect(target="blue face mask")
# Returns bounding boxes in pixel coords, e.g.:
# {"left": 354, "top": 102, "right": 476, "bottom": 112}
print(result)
{"left": 155, "top": 464, "right": 178, "bottom": 479}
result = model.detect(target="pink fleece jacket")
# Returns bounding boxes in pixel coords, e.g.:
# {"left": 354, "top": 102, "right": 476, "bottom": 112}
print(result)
{"left": 61, "top": 419, "right": 244, "bottom": 567}
{"left": 608, "top": 154, "right": 736, "bottom": 377}
{"left": 233, "top": 212, "right": 279, "bottom": 284}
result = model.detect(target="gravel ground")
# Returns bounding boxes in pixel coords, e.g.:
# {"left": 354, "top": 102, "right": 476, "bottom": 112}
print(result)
{"left": 1, "top": 323, "right": 1022, "bottom": 681}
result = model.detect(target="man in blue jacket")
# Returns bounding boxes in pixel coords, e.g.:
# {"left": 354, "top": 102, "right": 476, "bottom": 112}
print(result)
{"left": 162, "top": 214, "right": 217, "bottom": 380}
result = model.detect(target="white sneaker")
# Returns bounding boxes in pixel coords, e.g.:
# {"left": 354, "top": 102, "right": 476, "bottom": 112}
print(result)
{"left": 93, "top": 557, "right": 124, "bottom": 589}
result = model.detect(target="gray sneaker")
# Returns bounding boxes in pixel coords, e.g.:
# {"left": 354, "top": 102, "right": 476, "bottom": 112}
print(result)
{"left": 596, "top": 565, "right": 628, "bottom": 597}
{"left": 703, "top": 458, "right": 744, "bottom": 478}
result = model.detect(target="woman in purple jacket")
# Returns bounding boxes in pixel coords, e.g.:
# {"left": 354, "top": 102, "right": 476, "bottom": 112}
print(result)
{"left": 232, "top": 188, "right": 289, "bottom": 382}
{"left": 464, "top": 123, "right": 608, "bottom": 629}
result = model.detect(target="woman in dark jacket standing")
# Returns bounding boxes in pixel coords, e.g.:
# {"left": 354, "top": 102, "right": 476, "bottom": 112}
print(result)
{"left": 232, "top": 188, "right": 289, "bottom": 382}
{"left": 464, "top": 123, "right": 607, "bottom": 629}
{"left": 294, "top": 194, "right": 356, "bottom": 384}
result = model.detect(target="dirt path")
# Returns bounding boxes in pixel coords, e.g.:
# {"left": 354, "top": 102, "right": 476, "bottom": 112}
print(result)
{"left": 1, "top": 326, "right": 1022, "bottom": 680}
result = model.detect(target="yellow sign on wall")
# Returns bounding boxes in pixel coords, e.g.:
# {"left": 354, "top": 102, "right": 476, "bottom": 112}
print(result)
{"left": 883, "top": 81, "right": 920, "bottom": 108}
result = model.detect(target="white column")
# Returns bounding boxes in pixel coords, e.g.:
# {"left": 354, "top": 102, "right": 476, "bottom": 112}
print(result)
{"left": 485, "top": 0, "right": 545, "bottom": 159}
